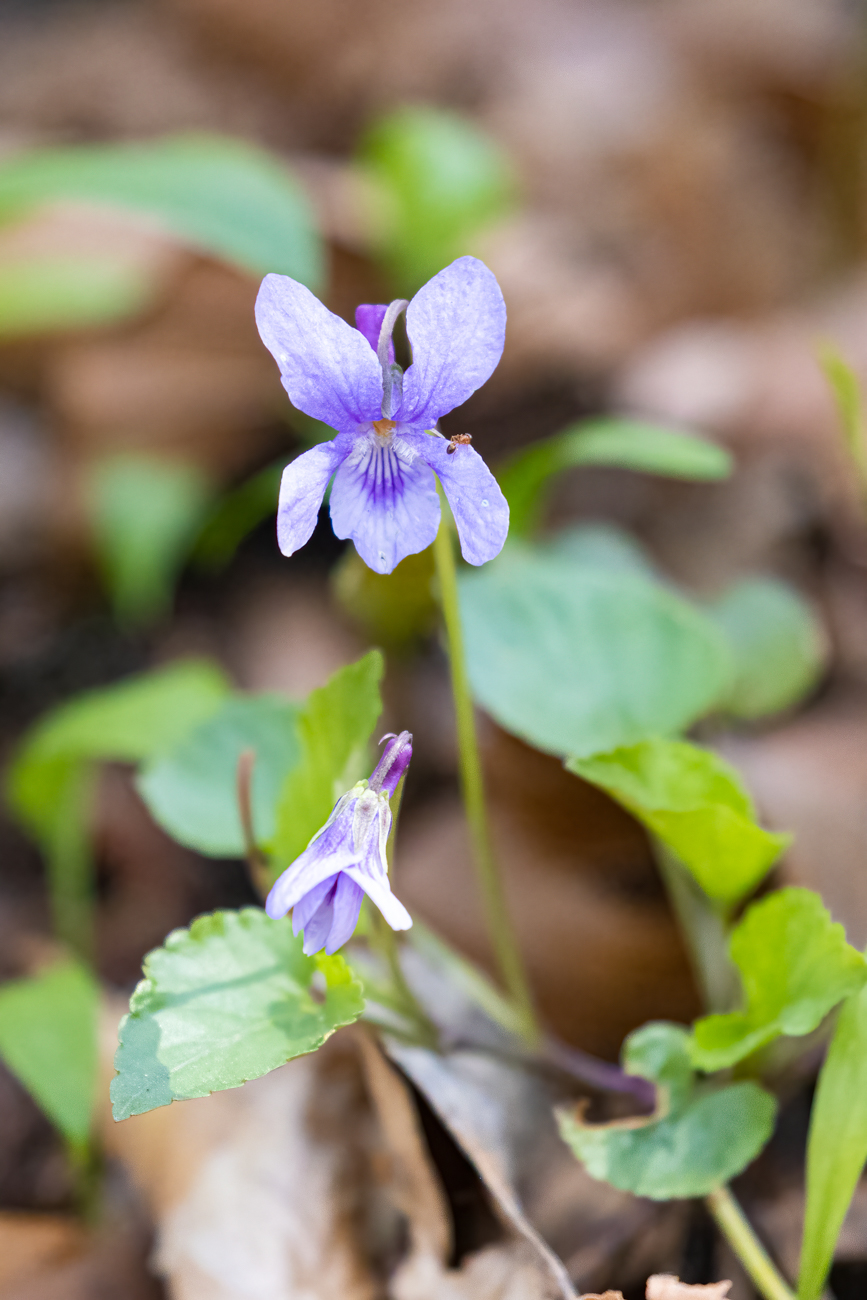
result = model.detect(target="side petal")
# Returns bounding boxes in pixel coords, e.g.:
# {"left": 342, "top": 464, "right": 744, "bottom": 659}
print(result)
{"left": 411, "top": 434, "right": 509, "bottom": 566}
{"left": 399, "top": 256, "right": 506, "bottom": 425}
{"left": 265, "top": 818, "right": 357, "bottom": 919}
{"left": 344, "top": 866, "right": 413, "bottom": 932}
{"left": 256, "top": 274, "right": 383, "bottom": 428}
{"left": 330, "top": 434, "right": 440, "bottom": 574}
{"left": 277, "top": 436, "right": 350, "bottom": 557}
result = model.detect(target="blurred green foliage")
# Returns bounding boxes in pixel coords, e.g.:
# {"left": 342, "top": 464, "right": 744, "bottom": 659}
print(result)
{"left": 497, "top": 418, "right": 732, "bottom": 537}
{"left": 0, "top": 134, "right": 323, "bottom": 289}
{"left": 0, "top": 959, "right": 98, "bottom": 1152}
{"left": 0, "top": 257, "right": 153, "bottom": 337}
{"left": 705, "top": 577, "right": 826, "bottom": 720}
{"left": 87, "top": 455, "right": 215, "bottom": 627}
{"left": 358, "top": 106, "right": 514, "bottom": 293}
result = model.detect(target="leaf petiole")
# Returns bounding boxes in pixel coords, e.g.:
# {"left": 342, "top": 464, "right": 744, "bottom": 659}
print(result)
{"left": 706, "top": 1185, "right": 795, "bottom": 1300}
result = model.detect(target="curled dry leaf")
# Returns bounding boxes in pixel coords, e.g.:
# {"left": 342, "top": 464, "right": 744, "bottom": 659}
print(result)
{"left": 646, "top": 1277, "right": 731, "bottom": 1299}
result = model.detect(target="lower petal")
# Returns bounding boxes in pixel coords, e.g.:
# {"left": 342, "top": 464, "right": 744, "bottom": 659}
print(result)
{"left": 277, "top": 436, "right": 351, "bottom": 558}
{"left": 330, "top": 435, "right": 440, "bottom": 574}
{"left": 345, "top": 866, "right": 413, "bottom": 932}
{"left": 291, "top": 874, "right": 338, "bottom": 935}
{"left": 410, "top": 435, "right": 509, "bottom": 566}
{"left": 325, "top": 874, "right": 365, "bottom": 954}
{"left": 301, "top": 892, "right": 336, "bottom": 955}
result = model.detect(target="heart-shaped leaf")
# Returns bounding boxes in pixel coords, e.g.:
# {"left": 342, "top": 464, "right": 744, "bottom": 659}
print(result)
{"left": 568, "top": 738, "right": 789, "bottom": 907}
{"left": 557, "top": 1022, "right": 776, "bottom": 1200}
{"left": 111, "top": 908, "right": 364, "bottom": 1121}
{"left": 691, "top": 889, "right": 867, "bottom": 1071}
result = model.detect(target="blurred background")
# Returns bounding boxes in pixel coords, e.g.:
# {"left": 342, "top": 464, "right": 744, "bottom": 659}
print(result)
{"left": 1, "top": 0, "right": 867, "bottom": 1296}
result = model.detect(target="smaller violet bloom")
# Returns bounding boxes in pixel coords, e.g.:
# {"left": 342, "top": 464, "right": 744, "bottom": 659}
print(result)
{"left": 255, "top": 255, "right": 510, "bottom": 575}
{"left": 265, "top": 731, "right": 413, "bottom": 955}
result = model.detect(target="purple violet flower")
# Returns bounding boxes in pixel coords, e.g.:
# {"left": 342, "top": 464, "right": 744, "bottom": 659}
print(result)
{"left": 265, "top": 731, "right": 413, "bottom": 955}
{"left": 255, "top": 255, "right": 509, "bottom": 575}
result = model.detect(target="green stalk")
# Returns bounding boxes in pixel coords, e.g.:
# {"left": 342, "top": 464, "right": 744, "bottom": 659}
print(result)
{"left": 706, "top": 1186, "right": 796, "bottom": 1300}
{"left": 432, "top": 503, "right": 540, "bottom": 1046}
{"left": 370, "top": 772, "right": 437, "bottom": 1047}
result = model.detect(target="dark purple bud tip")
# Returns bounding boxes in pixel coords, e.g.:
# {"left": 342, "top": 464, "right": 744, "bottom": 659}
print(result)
{"left": 369, "top": 730, "right": 413, "bottom": 797}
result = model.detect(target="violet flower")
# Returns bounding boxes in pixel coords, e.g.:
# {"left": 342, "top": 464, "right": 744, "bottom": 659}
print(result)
{"left": 255, "top": 256, "right": 509, "bottom": 575}
{"left": 265, "top": 731, "right": 413, "bottom": 955}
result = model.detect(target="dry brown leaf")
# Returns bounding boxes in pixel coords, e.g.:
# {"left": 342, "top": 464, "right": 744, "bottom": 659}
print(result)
{"left": 646, "top": 1276, "right": 731, "bottom": 1299}
{"left": 0, "top": 1213, "right": 84, "bottom": 1290}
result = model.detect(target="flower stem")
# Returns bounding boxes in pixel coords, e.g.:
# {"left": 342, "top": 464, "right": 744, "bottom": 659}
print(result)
{"left": 432, "top": 505, "right": 540, "bottom": 1047}
{"left": 706, "top": 1186, "right": 796, "bottom": 1300}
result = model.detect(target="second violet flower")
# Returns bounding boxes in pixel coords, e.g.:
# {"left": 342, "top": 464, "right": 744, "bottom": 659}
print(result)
{"left": 255, "top": 255, "right": 509, "bottom": 575}
{"left": 266, "top": 731, "right": 413, "bottom": 956}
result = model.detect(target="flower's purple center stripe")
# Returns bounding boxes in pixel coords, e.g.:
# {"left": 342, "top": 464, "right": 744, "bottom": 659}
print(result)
{"left": 369, "top": 729, "right": 413, "bottom": 797}
{"left": 377, "top": 298, "right": 409, "bottom": 418}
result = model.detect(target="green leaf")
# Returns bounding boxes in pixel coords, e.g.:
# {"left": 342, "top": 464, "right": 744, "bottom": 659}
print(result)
{"left": 137, "top": 695, "right": 301, "bottom": 857}
{"left": 0, "top": 256, "right": 153, "bottom": 337}
{"left": 87, "top": 456, "right": 215, "bottom": 626}
{"left": 358, "top": 107, "right": 514, "bottom": 293}
{"left": 0, "top": 960, "right": 98, "bottom": 1147}
{"left": 272, "top": 651, "right": 384, "bottom": 875}
{"left": 691, "top": 889, "right": 867, "bottom": 1071}
{"left": 0, "top": 134, "right": 322, "bottom": 286}
{"left": 8, "top": 659, "right": 230, "bottom": 841}
{"left": 111, "top": 908, "right": 364, "bottom": 1120}
{"left": 460, "top": 543, "right": 731, "bottom": 758}
{"left": 799, "top": 980, "right": 867, "bottom": 1300}
{"left": 557, "top": 1022, "right": 776, "bottom": 1199}
{"left": 820, "top": 345, "right": 867, "bottom": 490}
{"left": 192, "top": 462, "right": 283, "bottom": 572}
{"left": 568, "top": 738, "right": 789, "bottom": 907}
{"left": 497, "top": 418, "right": 732, "bottom": 537}
{"left": 706, "top": 577, "right": 827, "bottom": 720}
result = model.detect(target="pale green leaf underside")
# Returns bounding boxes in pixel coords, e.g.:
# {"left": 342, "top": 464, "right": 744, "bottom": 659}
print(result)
{"left": 137, "top": 694, "right": 301, "bottom": 856}
{"left": 691, "top": 888, "right": 867, "bottom": 1070}
{"left": 799, "top": 981, "right": 867, "bottom": 1300}
{"left": 460, "top": 544, "right": 731, "bottom": 758}
{"left": 111, "top": 908, "right": 365, "bottom": 1120}
{"left": 0, "top": 960, "right": 98, "bottom": 1146}
{"left": 557, "top": 1022, "right": 776, "bottom": 1199}
{"left": 569, "top": 737, "right": 788, "bottom": 906}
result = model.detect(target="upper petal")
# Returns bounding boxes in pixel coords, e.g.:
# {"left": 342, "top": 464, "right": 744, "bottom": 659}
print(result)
{"left": 329, "top": 433, "right": 440, "bottom": 574}
{"left": 398, "top": 257, "right": 506, "bottom": 425}
{"left": 256, "top": 274, "right": 383, "bottom": 429}
{"left": 265, "top": 813, "right": 357, "bottom": 918}
{"left": 355, "top": 304, "right": 394, "bottom": 362}
{"left": 277, "top": 436, "right": 351, "bottom": 558}
{"left": 409, "top": 434, "right": 509, "bottom": 565}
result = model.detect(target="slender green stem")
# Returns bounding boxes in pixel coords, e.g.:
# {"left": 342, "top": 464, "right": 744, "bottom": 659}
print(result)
{"left": 370, "top": 773, "right": 437, "bottom": 1047}
{"left": 47, "top": 764, "right": 96, "bottom": 964}
{"left": 706, "top": 1186, "right": 796, "bottom": 1300}
{"left": 655, "top": 844, "right": 738, "bottom": 1014}
{"left": 432, "top": 508, "right": 540, "bottom": 1046}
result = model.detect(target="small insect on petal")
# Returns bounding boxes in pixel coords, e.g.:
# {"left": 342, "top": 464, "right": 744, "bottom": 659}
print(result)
{"left": 446, "top": 433, "right": 473, "bottom": 455}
